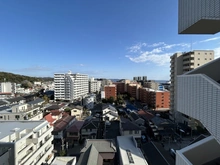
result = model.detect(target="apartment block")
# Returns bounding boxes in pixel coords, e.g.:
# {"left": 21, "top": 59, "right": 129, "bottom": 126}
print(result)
{"left": 139, "top": 88, "right": 170, "bottom": 111}
{"left": 89, "top": 77, "right": 101, "bottom": 93}
{"left": 127, "top": 83, "right": 141, "bottom": 100}
{"left": 54, "top": 72, "right": 89, "bottom": 101}
{"left": 0, "top": 82, "right": 16, "bottom": 94}
{"left": 179, "top": 0, "right": 220, "bottom": 34}
{"left": 170, "top": 50, "right": 214, "bottom": 121}
{"left": 104, "top": 84, "right": 117, "bottom": 99}
{"left": 113, "top": 82, "right": 126, "bottom": 94}
{"left": 0, "top": 121, "right": 54, "bottom": 165}
{"left": 143, "top": 80, "right": 159, "bottom": 90}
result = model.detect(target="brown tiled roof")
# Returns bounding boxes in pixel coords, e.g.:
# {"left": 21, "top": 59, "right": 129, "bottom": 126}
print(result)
{"left": 50, "top": 110, "right": 62, "bottom": 116}
{"left": 67, "top": 121, "right": 84, "bottom": 133}
{"left": 53, "top": 115, "right": 76, "bottom": 132}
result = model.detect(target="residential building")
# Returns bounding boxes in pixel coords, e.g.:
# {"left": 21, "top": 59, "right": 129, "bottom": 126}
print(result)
{"left": 0, "top": 121, "right": 54, "bottom": 165}
{"left": 117, "top": 136, "right": 148, "bottom": 165}
{"left": 76, "top": 139, "right": 117, "bottom": 165}
{"left": 83, "top": 94, "right": 96, "bottom": 109}
{"left": 54, "top": 71, "right": 89, "bottom": 101}
{"left": 113, "top": 82, "right": 126, "bottom": 94}
{"left": 52, "top": 115, "right": 76, "bottom": 141}
{"left": 143, "top": 80, "right": 159, "bottom": 90}
{"left": 80, "top": 117, "right": 100, "bottom": 139}
{"left": 170, "top": 50, "right": 214, "bottom": 121}
{"left": 66, "top": 121, "right": 84, "bottom": 145}
{"left": 0, "top": 82, "right": 16, "bottom": 94}
{"left": 51, "top": 156, "right": 76, "bottom": 165}
{"left": 120, "top": 118, "right": 142, "bottom": 140}
{"left": 178, "top": 0, "right": 220, "bottom": 34}
{"left": 127, "top": 83, "right": 141, "bottom": 100}
{"left": 69, "top": 105, "right": 83, "bottom": 120}
{"left": 102, "top": 105, "right": 118, "bottom": 121}
{"left": 89, "top": 77, "right": 101, "bottom": 93}
{"left": 139, "top": 88, "right": 170, "bottom": 111}
{"left": 104, "top": 84, "right": 117, "bottom": 100}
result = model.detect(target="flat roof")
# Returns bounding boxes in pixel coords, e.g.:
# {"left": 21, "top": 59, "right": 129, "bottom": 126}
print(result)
{"left": 51, "top": 156, "right": 76, "bottom": 165}
{"left": 117, "top": 136, "right": 148, "bottom": 165}
{"left": 0, "top": 121, "right": 46, "bottom": 141}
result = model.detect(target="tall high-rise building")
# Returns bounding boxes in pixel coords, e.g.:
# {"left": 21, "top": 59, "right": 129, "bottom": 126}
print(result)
{"left": 54, "top": 72, "right": 88, "bottom": 101}
{"left": 178, "top": 0, "right": 220, "bottom": 34}
{"left": 170, "top": 50, "right": 214, "bottom": 121}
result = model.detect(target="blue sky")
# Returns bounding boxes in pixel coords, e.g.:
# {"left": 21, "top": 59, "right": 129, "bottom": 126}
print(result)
{"left": 1, "top": 0, "right": 220, "bottom": 80}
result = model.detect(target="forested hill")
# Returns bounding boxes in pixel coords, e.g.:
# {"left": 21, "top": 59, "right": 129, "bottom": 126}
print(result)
{"left": 0, "top": 72, "right": 53, "bottom": 83}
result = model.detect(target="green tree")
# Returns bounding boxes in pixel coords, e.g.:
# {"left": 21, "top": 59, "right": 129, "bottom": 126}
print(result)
{"left": 130, "top": 97, "right": 135, "bottom": 103}
{"left": 43, "top": 95, "right": 50, "bottom": 104}
{"left": 21, "top": 80, "right": 33, "bottom": 89}
{"left": 107, "top": 96, "right": 115, "bottom": 104}
{"left": 59, "top": 150, "right": 66, "bottom": 156}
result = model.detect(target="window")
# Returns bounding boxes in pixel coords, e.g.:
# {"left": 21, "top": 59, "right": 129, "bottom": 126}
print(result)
{"left": 198, "top": 64, "right": 200, "bottom": 66}
{"left": 205, "top": 58, "right": 207, "bottom": 60}
{"left": 198, "top": 58, "right": 200, "bottom": 60}
{"left": 0, "top": 116, "right": 2, "bottom": 119}
{"left": 210, "top": 58, "right": 212, "bottom": 60}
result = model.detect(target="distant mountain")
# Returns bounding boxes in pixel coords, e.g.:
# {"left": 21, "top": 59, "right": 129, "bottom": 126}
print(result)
{"left": 0, "top": 72, "right": 53, "bottom": 83}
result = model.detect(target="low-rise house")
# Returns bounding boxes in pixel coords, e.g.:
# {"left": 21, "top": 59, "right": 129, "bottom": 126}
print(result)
{"left": 6, "top": 96, "right": 26, "bottom": 105}
{"left": 117, "top": 136, "right": 148, "bottom": 165}
{"left": 77, "top": 139, "right": 117, "bottom": 165}
{"left": 50, "top": 110, "right": 63, "bottom": 120}
{"left": 69, "top": 105, "right": 83, "bottom": 120}
{"left": 120, "top": 118, "right": 142, "bottom": 142}
{"left": 44, "top": 113, "right": 56, "bottom": 126}
{"left": 80, "top": 117, "right": 100, "bottom": 139}
{"left": 66, "top": 121, "right": 84, "bottom": 145}
{"left": 27, "top": 98, "right": 44, "bottom": 106}
{"left": 102, "top": 105, "right": 118, "bottom": 121}
{"left": 130, "top": 111, "right": 145, "bottom": 126}
{"left": 52, "top": 115, "right": 76, "bottom": 142}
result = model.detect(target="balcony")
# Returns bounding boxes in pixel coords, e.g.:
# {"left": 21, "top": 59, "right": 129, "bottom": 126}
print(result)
{"left": 33, "top": 127, "right": 53, "bottom": 144}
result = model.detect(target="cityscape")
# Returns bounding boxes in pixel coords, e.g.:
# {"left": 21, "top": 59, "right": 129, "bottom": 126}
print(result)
{"left": 0, "top": 1, "right": 220, "bottom": 165}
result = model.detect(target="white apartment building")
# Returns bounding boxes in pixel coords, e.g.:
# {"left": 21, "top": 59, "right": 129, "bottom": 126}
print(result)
{"left": 175, "top": 54, "right": 220, "bottom": 165}
{"left": 170, "top": 50, "right": 214, "bottom": 122}
{"left": 89, "top": 77, "right": 101, "bottom": 93}
{"left": 83, "top": 94, "right": 96, "bottom": 109}
{"left": 54, "top": 72, "right": 89, "bottom": 101}
{"left": 0, "top": 82, "right": 16, "bottom": 93}
{"left": 178, "top": 0, "right": 220, "bottom": 34}
{"left": 0, "top": 121, "right": 54, "bottom": 165}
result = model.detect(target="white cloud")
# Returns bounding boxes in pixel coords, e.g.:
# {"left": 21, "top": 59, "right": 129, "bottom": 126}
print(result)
{"left": 126, "top": 42, "right": 190, "bottom": 65}
{"left": 128, "top": 42, "right": 147, "bottom": 53}
{"left": 200, "top": 37, "right": 220, "bottom": 43}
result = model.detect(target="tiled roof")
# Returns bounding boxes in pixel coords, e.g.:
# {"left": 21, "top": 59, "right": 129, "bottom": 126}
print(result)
{"left": 44, "top": 114, "right": 56, "bottom": 125}
{"left": 6, "top": 97, "right": 25, "bottom": 103}
{"left": 67, "top": 121, "right": 84, "bottom": 132}
{"left": 50, "top": 110, "right": 62, "bottom": 116}
{"left": 121, "top": 118, "right": 141, "bottom": 131}
{"left": 53, "top": 115, "right": 76, "bottom": 132}
{"left": 45, "top": 104, "right": 62, "bottom": 110}
{"left": 27, "top": 98, "right": 44, "bottom": 105}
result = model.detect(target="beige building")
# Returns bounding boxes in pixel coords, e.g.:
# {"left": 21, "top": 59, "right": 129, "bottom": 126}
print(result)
{"left": 170, "top": 50, "right": 214, "bottom": 122}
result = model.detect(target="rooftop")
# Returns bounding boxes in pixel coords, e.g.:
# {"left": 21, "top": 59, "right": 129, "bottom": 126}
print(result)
{"left": 51, "top": 156, "right": 76, "bottom": 165}
{"left": 0, "top": 120, "right": 47, "bottom": 141}
{"left": 117, "top": 136, "right": 148, "bottom": 165}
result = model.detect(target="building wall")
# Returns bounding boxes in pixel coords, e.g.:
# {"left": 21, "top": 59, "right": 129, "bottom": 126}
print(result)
{"left": 178, "top": 0, "right": 220, "bottom": 34}
{"left": 170, "top": 51, "right": 214, "bottom": 121}
{"left": 113, "top": 82, "right": 125, "bottom": 94}
{"left": 71, "top": 109, "right": 82, "bottom": 120}
{"left": 54, "top": 72, "right": 88, "bottom": 101}
{"left": 177, "top": 74, "right": 220, "bottom": 144}
{"left": 122, "top": 130, "right": 141, "bottom": 138}
{"left": 0, "top": 121, "right": 54, "bottom": 165}
{"left": 155, "top": 91, "right": 170, "bottom": 110}
{"left": 104, "top": 85, "right": 117, "bottom": 99}
{"left": 0, "top": 82, "right": 16, "bottom": 93}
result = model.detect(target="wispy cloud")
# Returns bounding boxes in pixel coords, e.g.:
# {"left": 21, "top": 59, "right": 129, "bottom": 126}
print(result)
{"left": 126, "top": 42, "right": 190, "bottom": 65}
{"left": 200, "top": 37, "right": 220, "bottom": 43}
{"left": 128, "top": 42, "right": 147, "bottom": 53}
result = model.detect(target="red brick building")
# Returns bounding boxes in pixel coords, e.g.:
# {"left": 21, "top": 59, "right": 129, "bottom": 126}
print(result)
{"left": 139, "top": 88, "right": 170, "bottom": 111}
{"left": 104, "top": 85, "right": 117, "bottom": 99}
{"left": 113, "top": 82, "right": 125, "bottom": 94}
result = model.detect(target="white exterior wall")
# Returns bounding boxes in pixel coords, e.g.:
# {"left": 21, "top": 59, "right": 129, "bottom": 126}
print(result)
{"left": 0, "top": 82, "right": 16, "bottom": 93}
{"left": 122, "top": 130, "right": 141, "bottom": 138}
{"left": 177, "top": 74, "right": 220, "bottom": 143}
{"left": 54, "top": 72, "right": 89, "bottom": 101}
{"left": 71, "top": 109, "right": 82, "bottom": 120}
{"left": 0, "top": 121, "right": 54, "bottom": 165}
